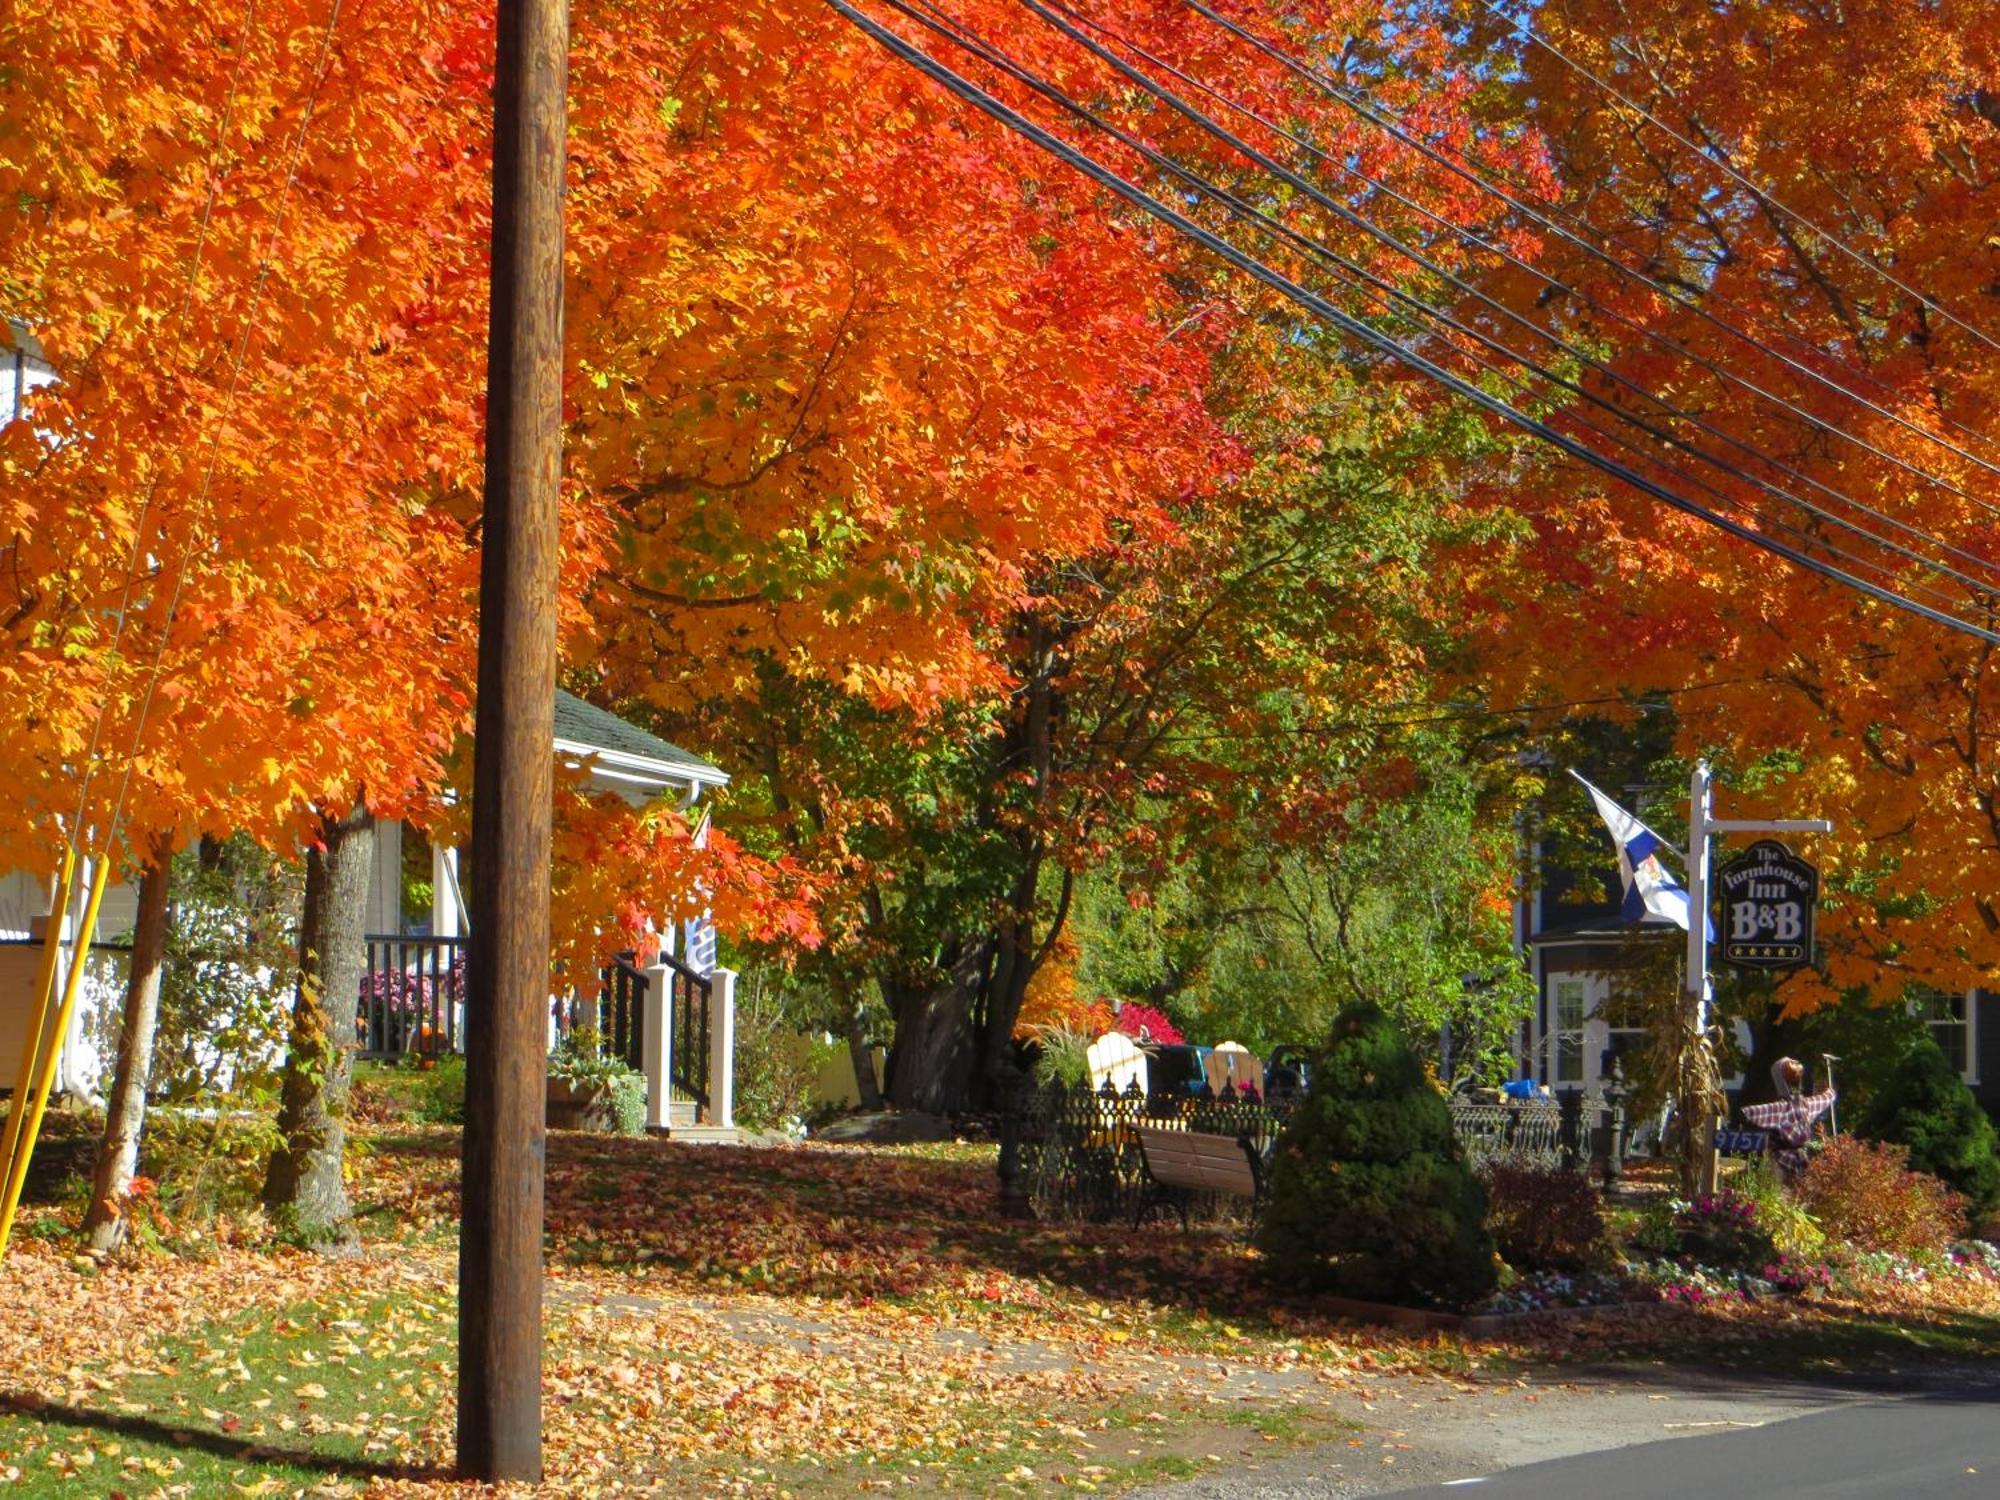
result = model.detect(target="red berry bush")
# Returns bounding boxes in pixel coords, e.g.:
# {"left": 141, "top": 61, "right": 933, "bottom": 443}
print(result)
{"left": 1796, "top": 1137, "right": 1966, "bottom": 1256}
{"left": 1480, "top": 1160, "right": 1607, "bottom": 1272}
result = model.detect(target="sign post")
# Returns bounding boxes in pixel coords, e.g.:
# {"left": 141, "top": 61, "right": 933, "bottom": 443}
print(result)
{"left": 1683, "top": 761, "right": 1832, "bottom": 1194}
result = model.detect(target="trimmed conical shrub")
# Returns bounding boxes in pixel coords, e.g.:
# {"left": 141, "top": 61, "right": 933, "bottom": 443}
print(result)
{"left": 1859, "top": 1036, "right": 2000, "bottom": 1217}
{"left": 1255, "top": 1004, "right": 1497, "bottom": 1309}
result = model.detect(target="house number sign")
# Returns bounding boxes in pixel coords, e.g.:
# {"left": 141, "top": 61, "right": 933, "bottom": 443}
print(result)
{"left": 1717, "top": 839, "right": 1819, "bottom": 971}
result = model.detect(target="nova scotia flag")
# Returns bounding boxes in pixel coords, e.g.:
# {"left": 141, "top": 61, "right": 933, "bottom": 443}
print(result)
{"left": 1569, "top": 770, "right": 1700, "bottom": 933}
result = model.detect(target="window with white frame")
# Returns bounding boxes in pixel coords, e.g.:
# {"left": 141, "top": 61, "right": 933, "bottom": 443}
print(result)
{"left": 1909, "top": 987, "right": 1977, "bottom": 1083}
{"left": 2, "top": 322, "right": 55, "bottom": 427}
{"left": 1551, "top": 977, "right": 1586, "bottom": 1085}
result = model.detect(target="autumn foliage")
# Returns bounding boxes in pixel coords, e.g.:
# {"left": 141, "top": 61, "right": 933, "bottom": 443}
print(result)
{"left": 1454, "top": 0, "right": 2000, "bottom": 1011}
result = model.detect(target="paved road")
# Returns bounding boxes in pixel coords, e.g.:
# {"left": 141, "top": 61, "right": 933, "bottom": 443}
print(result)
{"left": 1387, "top": 1395, "right": 2000, "bottom": 1499}
{"left": 1130, "top": 1364, "right": 2000, "bottom": 1499}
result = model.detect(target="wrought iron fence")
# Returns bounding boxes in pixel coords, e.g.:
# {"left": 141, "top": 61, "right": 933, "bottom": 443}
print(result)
{"left": 997, "top": 1079, "right": 1627, "bottom": 1223}
{"left": 357, "top": 935, "right": 465, "bottom": 1060}
{"left": 1447, "top": 1096, "right": 1566, "bottom": 1169}
{"left": 998, "top": 1080, "right": 1295, "bottom": 1225}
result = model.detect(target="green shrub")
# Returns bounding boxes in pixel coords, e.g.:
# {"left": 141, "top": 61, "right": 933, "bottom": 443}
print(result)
{"left": 1481, "top": 1161, "right": 1607, "bottom": 1271}
{"left": 1858, "top": 1037, "right": 2000, "bottom": 1217}
{"left": 1627, "top": 1199, "right": 1681, "bottom": 1257}
{"left": 137, "top": 1103, "right": 286, "bottom": 1236}
{"left": 1256, "top": 1003, "right": 1497, "bottom": 1310}
{"left": 1672, "top": 1191, "right": 1779, "bottom": 1272}
{"left": 1797, "top": 1135, "right": 1965, "bottom": 1255}
{"left": 1733, "top": 1160, "right": 1828, "bottom": 1260}
{"left": 735, "top": 1027, "right": 842, "bottom": 1132}
{"left": 605, "top": 1074, "right": 646, "bottom": 1135}
{"left": 413, "top": 1055, "right": 467, "bottom": 1125}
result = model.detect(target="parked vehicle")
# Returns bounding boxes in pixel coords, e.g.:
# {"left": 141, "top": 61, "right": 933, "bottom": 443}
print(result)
{"left": 1146, "top": 1044, "right": 1212, "bottom": 1096}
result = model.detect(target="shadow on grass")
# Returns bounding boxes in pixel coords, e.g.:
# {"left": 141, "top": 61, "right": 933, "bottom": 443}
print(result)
{"left": 0, "top": 1391, "right": 451, "bottom": 1484}
{"left": 364, "top": 1128, "right": 1306, "bottom": 1324}
{"left": 359, "top": 1129, "right": 2000, "bottom": 1379}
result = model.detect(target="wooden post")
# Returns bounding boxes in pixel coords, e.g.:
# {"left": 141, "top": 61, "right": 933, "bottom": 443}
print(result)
{"left": 456, "top": 0, "right": 566, "bottom": 1480}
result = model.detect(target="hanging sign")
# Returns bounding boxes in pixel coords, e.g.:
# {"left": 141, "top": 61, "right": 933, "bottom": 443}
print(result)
{"left": 1717, "top": 839, "right": 1818, "bottom": 970}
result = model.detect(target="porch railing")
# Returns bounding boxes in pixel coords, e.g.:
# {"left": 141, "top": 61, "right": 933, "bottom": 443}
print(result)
{"left": 357, "top": 934, "right": 466, "bottom": 1060}
{"left": 358, "top": 937, "right": 716, "bottom": 1123}
{"left": 661, "top": 951, "right": 712, "bottom": 1117}
{"left": 595, "top": 953, "right": 648, "bottom": 1072}
{"left": 581, "top": 950, "right": 713, "bottom": 1119}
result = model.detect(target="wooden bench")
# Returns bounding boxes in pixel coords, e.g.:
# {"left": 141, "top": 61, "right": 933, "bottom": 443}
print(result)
{"left": 1133, "top": 1126, "right": 1266, "bottom": 1230}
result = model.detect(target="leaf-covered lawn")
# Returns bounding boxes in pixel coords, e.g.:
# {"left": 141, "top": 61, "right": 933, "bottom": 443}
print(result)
{"left": 4, "top": 1129, "right": 2000, "bottom": 1495}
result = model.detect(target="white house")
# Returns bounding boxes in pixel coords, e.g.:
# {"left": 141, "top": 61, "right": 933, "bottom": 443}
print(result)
{"left": 1514, "top": 830, "right": 1985, "bottom": 1106}
{"left": 0, "top": 691, "right": 743, "bottom": 1136}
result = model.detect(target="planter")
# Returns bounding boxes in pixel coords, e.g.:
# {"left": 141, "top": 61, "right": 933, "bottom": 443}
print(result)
{"left": 547, "top": 1078, "right": 622, "bottom": 1132}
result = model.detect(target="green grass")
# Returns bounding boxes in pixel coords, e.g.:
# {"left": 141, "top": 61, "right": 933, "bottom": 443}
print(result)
{"left": 0, "top": 1286, "right": 456, "bottom": 1495}
{"left": 755, "top": 1395, "right": 1304, "bottom": 1496}
{"left": 1574, "top": 1300, "right": 2000, "bottom": 1385}
{"left": 1216, "top": 1401, "right": 1359, "bottom": 1443}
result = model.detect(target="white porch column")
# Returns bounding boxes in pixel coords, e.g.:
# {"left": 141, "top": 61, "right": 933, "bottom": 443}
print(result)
{"left": 641, "top": 961, "right": 674, "bottom": 1132}
{"left": 431, "top": 841, "right": 462, "bottom": 938}
{"left": 708, "top": 968, "right": 736, "bottom": 1130}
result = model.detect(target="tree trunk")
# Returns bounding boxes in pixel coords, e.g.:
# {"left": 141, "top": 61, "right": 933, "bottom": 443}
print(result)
{"left": 263, "top": 806, "right": 375, "bottom": 1245}
{"left": 844, "top": 1000, "right": 883, "bottom": 1111}
{"left": 882, "top": 941, "right": 986, "bottom": 1113}
{"left": 81, "top": 837, "right": 173, "bottom": 1254}
{"left": 979, "top": 898, "right": 1049, "bottom": 1088}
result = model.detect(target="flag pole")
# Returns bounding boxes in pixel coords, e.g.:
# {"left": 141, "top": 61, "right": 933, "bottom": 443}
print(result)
{"left": 1685, "top": 761, "right": 1718, "bottom": 1196}
{"left": 1682, "top": 761, "right": 1834, "bottom": 1196}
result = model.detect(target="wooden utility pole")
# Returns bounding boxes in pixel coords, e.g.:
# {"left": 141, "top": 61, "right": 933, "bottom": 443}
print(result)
{"left": 457, "top": 0, "right": 567, "bottom": 1480}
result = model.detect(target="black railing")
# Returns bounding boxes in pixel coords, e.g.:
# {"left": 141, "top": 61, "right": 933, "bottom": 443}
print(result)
{"left": 662, "top": 951, "right": 711, "bottom": 1116}
{"left": 357, "top": 934, "right": 466, "bottom": 1060}
{"left": 596, "top": 953, "right": 648, "bottom": 1072}
{"left": 583, "top": 949, "right": 712, "bottom": 1119}
{"left": 997, "top": 1078, "right": 1629, "bottom": 1222}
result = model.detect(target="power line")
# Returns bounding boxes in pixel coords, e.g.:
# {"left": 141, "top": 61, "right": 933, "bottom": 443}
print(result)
{"left": 993, "top": 0, "right": 2000, "bottom": 600}
{"left": 892, "top": 0, "right": 1997, "bottom": 610}
{"left": 1472, "top": 0, "right": 2000, "bottom": 359}
{"left": 1059, "top": 0, "right": 2000, "bottom": 540}
{"left": 828, "top": 0, "right": 2000, "bottom": 647}
{"left": 1179, "top": 0, "right": 2000, "bottom": 485}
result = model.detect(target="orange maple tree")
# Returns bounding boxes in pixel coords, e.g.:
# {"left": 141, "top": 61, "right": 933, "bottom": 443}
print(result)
{"left": 1452, "top": 0, "right": 2000, "bottom": 1012}
{"left": 0, "top": 0, "right": 493, "bottom": 873}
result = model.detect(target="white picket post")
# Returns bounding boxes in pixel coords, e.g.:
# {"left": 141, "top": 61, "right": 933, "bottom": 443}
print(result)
{"left": 642, "top": 962, "right": 673, "bottom": 1132}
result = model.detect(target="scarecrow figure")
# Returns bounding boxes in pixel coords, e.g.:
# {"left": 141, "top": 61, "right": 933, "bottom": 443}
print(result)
{"left": 1740, "top": 1057, "right": 1837, "bottom": 1182}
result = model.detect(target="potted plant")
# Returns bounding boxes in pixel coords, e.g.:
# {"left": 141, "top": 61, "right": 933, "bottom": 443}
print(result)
{"left": 546, "top": 1025, "right": 646, "bottom": 1133}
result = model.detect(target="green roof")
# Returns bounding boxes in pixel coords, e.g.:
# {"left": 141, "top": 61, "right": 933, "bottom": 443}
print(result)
{"left": 553, "top": 690, "right": 724, "bottom": 781}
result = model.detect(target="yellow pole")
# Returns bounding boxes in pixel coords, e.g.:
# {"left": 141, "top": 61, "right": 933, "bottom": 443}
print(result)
{"left": 0, "top": 848, "right": 76, "bottom": 1212}
{"left": 0, "top": 854, "right": 110, "bottom": 1258}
